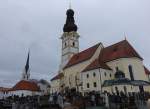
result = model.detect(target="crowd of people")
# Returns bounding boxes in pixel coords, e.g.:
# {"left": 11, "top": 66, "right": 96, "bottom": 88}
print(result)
{"left": 0, "top": 90, "right": 150, "bottom": 109}
{"left": 105, "top": 91, "right": 150, "bottom": 109}
{"left": 0, "top": 90, "right": 105, "bottom": 109}
{"left": 0, "top": 95, "right": 41, "bottom": 109}
{"left": 48, "top": 91, "right": 105, "bottom": 109}
{"left": 48, "top": 90, "right": 150, "bottom": 109}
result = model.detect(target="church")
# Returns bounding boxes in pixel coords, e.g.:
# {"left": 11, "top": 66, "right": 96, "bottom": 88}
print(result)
{"left": 0, "top": 52, "right": 50, "bottom": 99}
{"left": 50, "top": 7, "right": 150, "bottom": 95}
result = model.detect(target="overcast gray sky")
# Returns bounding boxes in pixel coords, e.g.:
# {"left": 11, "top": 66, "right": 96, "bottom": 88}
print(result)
{"left": 0, "top": 0, "right": 150, "bottom": 87}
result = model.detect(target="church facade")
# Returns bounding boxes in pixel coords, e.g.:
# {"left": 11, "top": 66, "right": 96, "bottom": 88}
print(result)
{"left": 50, "top": 8, "right": 150, "bottom": 94}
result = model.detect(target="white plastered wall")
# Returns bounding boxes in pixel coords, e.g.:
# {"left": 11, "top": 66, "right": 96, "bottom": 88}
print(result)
{"left": 82, "top": 68, "right": 113, "bottom": 93}
{"left": 50, "top": 79, "right": 60, "bottom": 94}
{"left": 63, "top": 43, "right": 103, "bottom": 91}
{"left": 9, "top": 90, "right": 40, "bottom": 97}
{"left": 106, "top": 58, "right": 148, "bottom": 81}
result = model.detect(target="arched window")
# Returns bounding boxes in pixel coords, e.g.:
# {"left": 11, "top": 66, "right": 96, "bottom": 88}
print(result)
{"left": 115, "top": 67, "right": 119, "bottom": 71}
{"left": 93, "top": 72, "right": 96, "bottom": 77}
{"left": 93, "top": 82, "right": 97, "bottom": 87}
{"left": 87, "top": 74, "right": 89, "bottom": 78}
{"left": 128, "top": 65, "right": 134, "bottom": 81}
{"left": 87, "top": 83, "right": 90, "bottom": 88}
{"left": 72, "top": 42, "right": 75, "bottom": 46}
{"left": 104, "top": 72, "right": 107, "bottom": 77}
{"left": 110, "top": 74, "right": 112, "bottom": 78}
{"left": 65, "top": 42, "right": 67, "bottom": 47}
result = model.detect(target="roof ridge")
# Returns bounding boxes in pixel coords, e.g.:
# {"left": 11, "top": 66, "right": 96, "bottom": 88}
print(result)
{"left": 104, "top": 40, "right": 126, "bottom": 49}
{"left": 77, "top": 42, "right": 101, "bottom": 54}
{"left": 99, "top": 39, "right": 143, "bottom": 63}
{"left": 125, "top": 40, "right": 143, "bottom": 60}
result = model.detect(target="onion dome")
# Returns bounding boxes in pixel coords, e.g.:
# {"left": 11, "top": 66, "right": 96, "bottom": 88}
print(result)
{"left": 63, "top": 9, "right": 78, "bottom": 32}
{"left": 115, "top": 70, "right": 125, "bottom": 79}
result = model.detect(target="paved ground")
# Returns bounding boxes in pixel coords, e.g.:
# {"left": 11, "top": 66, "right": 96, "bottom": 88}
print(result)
{"left": 138, "top": 105, "right": 148, "bottom": 109}
{"left": 86, "top": 105, "right": 148, "bottom": 109}
{"left": 86, "top": 106, "right": 106, "bottom": 109}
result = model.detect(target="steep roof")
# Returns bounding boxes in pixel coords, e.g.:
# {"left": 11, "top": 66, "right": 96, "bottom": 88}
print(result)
{"left": 82, "top": 58, "right": 112, "bottom": 72}
{"left": 82, "top": 40, "right": 143, "bottom": 72}
{"left": 12, "top": 80, "right": 40, "bottom": 91}
{"left": 144, "top": 66, "right": 150, "bottom": 75}
{"left": 64, "top": 43, "right": 100, "bottom": 69}
{"left": 100, "top": 40, "right": 143, "bottom": 62}
{"left": 51, "top": 73, "right": 64, "bottom": 81}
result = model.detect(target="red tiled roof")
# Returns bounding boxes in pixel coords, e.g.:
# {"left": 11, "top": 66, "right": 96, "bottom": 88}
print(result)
{"left": 51, "top": 73, "right": 64, "bottom": 81}
{"left": 100, "top": 40, "right": 143, "bottom": 62}
{"left": 12, "top": 80, "right": 40, "bottom": 91}
{"left": 82, "top": 40, "right": 143, "bottom": 72}
{"left": 64, "top": 43, "right": 100, "bottom": 69}
{"left": 82, "top": 58, "right": 112, "bottom": 72}
{"left": 144, "top": 66, "right": 150, "bottom": 75}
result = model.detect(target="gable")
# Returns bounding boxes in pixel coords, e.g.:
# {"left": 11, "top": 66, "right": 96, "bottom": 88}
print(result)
{"left": 100, "top": 40, "right": 143, "bottom": 62}
{"left": 82, "top": 40, "right": 143, "bottom": 73}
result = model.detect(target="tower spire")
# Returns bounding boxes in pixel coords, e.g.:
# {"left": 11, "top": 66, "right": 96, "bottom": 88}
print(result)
{"left": 25, "top": 50, "right": 30, "bottom": 73}
{"left": 22, "top": 50, "right": 30, "bottom": 80}
{"left": 60, "top": 7, "right": 79, "bottom": 69}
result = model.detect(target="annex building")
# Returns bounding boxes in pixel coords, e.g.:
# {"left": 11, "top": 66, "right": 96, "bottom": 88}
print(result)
{"left": 50, "top": 8, "right": 150, "bottom": 94}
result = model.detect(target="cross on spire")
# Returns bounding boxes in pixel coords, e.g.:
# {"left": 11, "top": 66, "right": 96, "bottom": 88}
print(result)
{"left": 124, "top": 32, "right": 127, "bottom": 40}
{"left": 69, "top": 0, "right": 72, "bottom": 9}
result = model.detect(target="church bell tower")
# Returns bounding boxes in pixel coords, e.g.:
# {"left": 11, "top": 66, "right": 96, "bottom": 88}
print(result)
{"left": 60, "top": 8, "right": 80, "bottom": 69}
